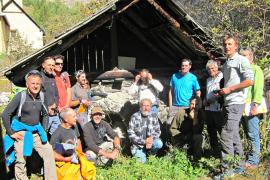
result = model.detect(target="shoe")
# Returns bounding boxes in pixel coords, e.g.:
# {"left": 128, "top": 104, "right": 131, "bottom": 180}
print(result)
{"left": 233, "top": 167, "right": 245, "bottom": 175}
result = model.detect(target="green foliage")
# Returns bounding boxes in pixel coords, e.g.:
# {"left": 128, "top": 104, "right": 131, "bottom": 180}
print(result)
{"left": 97, "top": 150, "right": 206, "bottom": 180}
{"left": 23, "top": 0, "right": 110, "bottom": 43}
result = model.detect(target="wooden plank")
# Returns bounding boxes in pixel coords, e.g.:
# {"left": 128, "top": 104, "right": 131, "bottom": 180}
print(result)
{"left": 110, "top": 16, "right": 118, "bottom": 68}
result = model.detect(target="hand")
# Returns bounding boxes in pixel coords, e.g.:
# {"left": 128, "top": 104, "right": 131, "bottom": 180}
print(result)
{"left": 64, "top": 156, "right": 73, "bottom": 162}
{"left": 250, "top": 106, "right": 258, "bottom": 116}
{"left": 11, "top": 131, "right": 24, "bottom": 141}
{"left": 148, "top": 73, "right": 153, "bottom": 80}
{"left": 135, "top": 75, "right": 141, "bottom": 83}
{"left": 145, "top": 137, "right": 153, "bottom": 149}
{"left": 109, "top": 149, "right": 119, "bottom": 159}
{"left": 219, "top": 88, "right": 231, "bottom": 95}
{"left": 48, "top": 103, "right": 57, "bottom": 115}
{"left": 81, "top": 99, "right": 91, "bottom": 107}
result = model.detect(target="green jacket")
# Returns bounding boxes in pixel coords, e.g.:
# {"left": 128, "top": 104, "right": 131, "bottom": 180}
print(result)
{"left": 246, "top": 64, "right": 264, "bottom": 104}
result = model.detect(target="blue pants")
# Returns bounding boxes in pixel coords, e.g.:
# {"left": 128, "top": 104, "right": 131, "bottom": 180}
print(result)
{"left": 48, "top": 115, "right": 60, "bottom": 135}
{"left": 242, "top": 115, "right": 260, "bottom": 165}
{"left": 133, "top": 138, "right": 163, "bottom": 163}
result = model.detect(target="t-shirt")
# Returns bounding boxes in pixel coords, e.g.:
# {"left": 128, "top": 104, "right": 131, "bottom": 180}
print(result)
{"left": 55, "top": 72, "right": 71, "bottom": 110}
{"left": 50, "top": 125, "right": 80, "bottom": 149}
{"left": 170, "top": 72, "right": 200, "bottom": 107}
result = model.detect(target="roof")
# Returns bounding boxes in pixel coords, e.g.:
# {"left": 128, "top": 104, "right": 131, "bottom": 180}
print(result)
{"left": 0, "top": 13, "right": 10, "bottom": 26}
{"left": 2, "top": 0, "right": 223, "bottom": 86}
{"left": 1, "top": 0, "right": 45, "bottom": 34}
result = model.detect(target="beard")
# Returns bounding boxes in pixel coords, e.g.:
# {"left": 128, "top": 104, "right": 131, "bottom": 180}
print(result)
{"left": 138, "top": 77, "right": 149, "bottom": 86}
{"left": 140, "top": 107, "right": 150, "bottom": 116}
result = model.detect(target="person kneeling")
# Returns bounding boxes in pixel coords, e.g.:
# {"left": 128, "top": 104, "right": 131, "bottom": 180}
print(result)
{"left": 50, "top": 108, "right": 96, "bottom": 180}
{"left": 170, "top": 96, "right": 204, "bottom": 161}
{"left": 128, "top": 98, "right": 163, "bottom": 163}
{"left": 83, "top": 106, "right": 121, "bottom": 166}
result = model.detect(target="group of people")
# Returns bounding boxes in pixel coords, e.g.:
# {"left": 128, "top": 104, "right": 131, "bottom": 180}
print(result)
{"left": 1, "top": 32, "right": 265, "bottom": 180}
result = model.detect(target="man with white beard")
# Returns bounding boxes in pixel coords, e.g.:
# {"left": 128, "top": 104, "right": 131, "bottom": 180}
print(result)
{"left": 128, "top": 98, "right": 163, "bottom": 163}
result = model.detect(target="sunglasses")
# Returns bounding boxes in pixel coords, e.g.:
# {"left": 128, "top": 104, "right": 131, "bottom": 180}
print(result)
{"left": 55, "top": 62, "right": 63, "bottom": 66}
{"left": 75, "top": 70, "right": 85, "bottom": 78}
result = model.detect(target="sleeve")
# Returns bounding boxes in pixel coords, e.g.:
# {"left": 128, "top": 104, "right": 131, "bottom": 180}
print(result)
{"left": 169, "top": 109, "right": 185, "bottom": 137}
{"left": 252, "top": 66, "right": 264, "bottom": 104}
{"left": 1, "top": 92, "right": 21, "bottom": 135}
{"left": 149, "top": 79, "right": 163, "bottom": 92}
{"left": 151, "top": 117, "right": 161, "bottom": 139}
{"left": 128, "top": 83, "right": 139, "bottom": 96}
{"left": 62, "top": 72, "right": 71, "bottom": 88}
{"left": 104, "top": 122, "right": 117, "bottom": 139}
{"left": 127, "top": 115, "right": 145, "bottom": 145}
{"left": 82, "top": 124, "right": 100, "bottom": 154}
{"left": 239, "top": 58, "right": 254, "bottom": 81}
{"left": 193, "top": 76, "right": 201, "bottom": 91}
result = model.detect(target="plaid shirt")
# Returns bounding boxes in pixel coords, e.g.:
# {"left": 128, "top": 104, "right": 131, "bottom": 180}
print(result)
{"left": 128, "top": 111, "right": 161, "bottom": 152}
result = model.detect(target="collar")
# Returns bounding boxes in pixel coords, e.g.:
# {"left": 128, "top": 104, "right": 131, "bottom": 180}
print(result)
{"left": 227, "top": 52, "right": 239, "bottom": 60}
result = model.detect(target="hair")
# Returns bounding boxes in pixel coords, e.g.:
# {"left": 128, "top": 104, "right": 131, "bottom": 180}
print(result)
{"left": 190, "top": 95, "right": 202, "bottom": 109}
{"left": 223, "top": 33, "right": 238, "bottom": 46}
{"left": 206, "top": 60, "right": 218, "bottom": 69}
{"left": 42, "top": 56, "right": 54, "bottom": 63}
{"left": 75, "top": 70, "right": 85, "bottom": 79}
{"left": 140, "top": 98, "right": 152, "bottom": 106}
{"left": 25, "top": 70, "right": 42, "bottom": 82}
{"left": 53, "top": 55, "right": 65, "bottom": 61}
{"left": 239, "top": 47, "right": 254, "bottom": 61}
{"left": 59, "top": 107, "right": 74, "bottom": 122}
{"left": 181, "top": 58, "right": 192, "bottom": 66}
{"left": 140, "top": 68, "right": 149, "bottom": 73}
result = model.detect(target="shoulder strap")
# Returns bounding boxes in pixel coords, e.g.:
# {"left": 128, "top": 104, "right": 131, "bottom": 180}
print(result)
{"left": 39, "top": 91, "right": 48, "bottom": 114}
{"left": 17, "top": 90, "right": 26, "bottom": 117}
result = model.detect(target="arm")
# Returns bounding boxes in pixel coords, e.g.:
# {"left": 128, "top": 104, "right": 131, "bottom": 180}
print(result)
{"left": 252, "top": 66, "right": 264, "bottom": 104}
{"left": 127, "top": 115, "right": 146, "bottom": 145}
{"left": 70, "top": 88, "right": 81, "bottom": 108}
{"left": 76, "top": 139, "right": 83, "bottom": 152}
{"left": 54, "top": 151, "right": 72, "bottom": 162}
{"left": 151, "top": 117, "right": 161, "bottom": 139}
{"left": 196, "top": 90, "right": 201, "bottom": 97}
{"left": 82, "top": 125, "right": 101, "bottom": 154}
{"left": 66, "top": 87, "right": 72, "bottom": 107}
{"left": 128, "top": 83, "right": 139, "bottom": 96}
{"left": 150, "top": 79, "right": 164, "bottom": 92}
{"left": 220, "top": 79, "right": 253, "bottom": 95}
{"left": 168, "top": 88, "right": 173, "bottom": 107}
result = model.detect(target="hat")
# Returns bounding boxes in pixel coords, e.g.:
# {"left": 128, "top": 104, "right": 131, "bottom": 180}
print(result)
{"left": 91, "top": 106, "right": 104, "bottom": 115}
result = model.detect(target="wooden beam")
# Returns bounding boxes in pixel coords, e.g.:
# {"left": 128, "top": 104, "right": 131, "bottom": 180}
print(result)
{"left": 110, "top": 16, "right": 118, "bottom": 68}
{"left": 119, "top": 16, "right": 175, "bottom": 66}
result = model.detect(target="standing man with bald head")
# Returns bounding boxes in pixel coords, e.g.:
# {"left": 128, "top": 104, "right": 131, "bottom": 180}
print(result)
{"left": 240, "top": 48, "right": 264, "bottom": 169}
{"left": 40, "top": 56, "right": 60, "bottom": 135}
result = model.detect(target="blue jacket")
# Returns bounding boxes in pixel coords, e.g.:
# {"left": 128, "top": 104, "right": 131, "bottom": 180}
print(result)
{"left": 3, "top": 118, "right": 47, "bottom": 166}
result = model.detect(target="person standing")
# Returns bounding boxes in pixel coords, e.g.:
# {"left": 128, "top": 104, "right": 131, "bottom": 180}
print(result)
{"left": 240, "top": 48, "right": 264, "bottom": 169}
{"left": 2, "top": 70, "right": 57, "bottom": 180}
{"left": 129, "top": 69, "right": 163, "bottom": 115}
{"left": 204, "top": 60, "right": 224, "bottom": 156}
{"left": 128, "top": 98, "right": 163, "bottom": 163}
{"left": 214, "top": 34, "right": 254, "bottom": 179}
{"left": 54, "top": 55, "right": 71, "bottom": 112}
{"left": 40, "top": 56, "right": 60, "bottom": 135}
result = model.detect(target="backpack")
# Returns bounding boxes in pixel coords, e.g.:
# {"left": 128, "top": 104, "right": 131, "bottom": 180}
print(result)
{"left": 17, "top": 90, "right": 48, "bottom": 117}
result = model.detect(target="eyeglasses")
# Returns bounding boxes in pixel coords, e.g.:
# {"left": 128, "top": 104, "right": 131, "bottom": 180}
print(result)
{"left": 55, "top": 62, "right": 63, "bottom": 66}
{"left": 25, "top": 70, "right": 42, "bottom": 80}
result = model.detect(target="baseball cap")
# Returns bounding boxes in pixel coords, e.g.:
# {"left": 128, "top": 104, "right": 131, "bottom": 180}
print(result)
{"left": 91, "top": 106, "right": 104, "bottom": 115}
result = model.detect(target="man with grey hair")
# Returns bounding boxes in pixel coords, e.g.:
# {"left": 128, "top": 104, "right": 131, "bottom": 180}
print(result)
{"left": 214, "top": 34, "right": 254, "bottom": 179}
{"left": 240, "top": 48, "right": 264, "bottom": 169}
{"left": 204, "top": 60, "right": 223, "bottom": 157}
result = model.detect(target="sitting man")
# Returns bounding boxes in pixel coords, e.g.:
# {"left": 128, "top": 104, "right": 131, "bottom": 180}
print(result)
{"left": 83, "top": 106, "right": 121, "bottom": 166}
{"left": 170, "top": 96, "right": 204, "bottom": 160}
{"left": 129, "top": 69, "right": 163, "bottom": 115}
{"left": 2, "top": 70, "right": 57, "bottom": 179}
{"left": 128, "top": 98, "right": 163, "bottom": 163}
{"left": 50, "top": 107, "right": 96, "bottom": 179}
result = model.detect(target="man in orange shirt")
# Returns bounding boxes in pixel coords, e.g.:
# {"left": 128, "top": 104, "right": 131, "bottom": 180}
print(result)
{"left": 54, "top": 55, "right": 71, "bottom": 112}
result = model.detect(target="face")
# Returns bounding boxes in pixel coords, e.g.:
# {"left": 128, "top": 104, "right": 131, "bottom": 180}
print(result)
{"left": 189, "top": 99, "right": 196, "bottom": 110}
{"left": 64, "top": 110, "right": 77, "bottom": 126}
{"left": 241, "top": 50, "right": 253, "bottom": 64}
{"left": 207, "top": 65, "right": 218, "bottom": 77}
{"left": 92, "top": 113, "right": 103, "bottom": 124}
{"left": 42, "top": 58, "right": 55, "bottom": 74}
{"left": 26, "top": 76, "right": 42, "bottom": 96}
{"left": 54, "top": 58, "right": 64, "bottom": 73}
{"left": 77, "top": 73, "right": 86, "bottom": 85}
{"left": 181, "top": 61, "right": 191, "bottom": 75}
{"left": 140, "top": 100, "right": 151, "bottom": 116}
{"left": 223, "top": 38, "right": 238, "bottom": 58}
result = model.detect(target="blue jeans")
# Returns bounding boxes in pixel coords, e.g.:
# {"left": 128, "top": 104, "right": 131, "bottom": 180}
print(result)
{"left": 48, "top": 115, "right": 60, "bottom": 135}
{"left": 242, "top": 115, "right": 260, "bottom": 165}
{"left": 133, "top": 138, "right": 163, "bottom": 163}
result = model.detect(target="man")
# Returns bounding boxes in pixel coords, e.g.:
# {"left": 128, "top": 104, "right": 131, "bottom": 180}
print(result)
{"left": 129, "top": 69, "right": 163, "bottom": 115}
{"left": 83, "top": 106, "right": 121, "bottom": 166}
{"left": 240, "top": 48, "right": 264, "bottom": 169}
{"left": 2, "top": 70, "right": 57, "bottom": 180}
{"left": 40, "top": 56, "right": 60, "bottom": 135}
{"left": 54, "top": 55, "right": 71, "bottom": 112}
{"left": 50, "top": 108, "right": 96, "bottom": 179}
{"left": 204, "top": 60, "right": 224, "bottom": 156}
{"left": 70, "top": 70, "right": 91, "bottom": 126}
{"left": 167, "top": 58, "right": 201, "bottom": 125}
{"left": 170, "top": 96, "right": 204, "bottom": 161}
{"left": 214, "top": 34, "right": 254, "bottom": 179}
{"left": 128, "top": 98, "right": 163, "bottom": 163}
